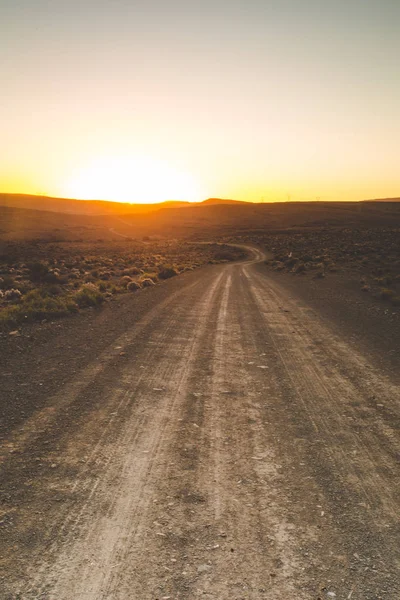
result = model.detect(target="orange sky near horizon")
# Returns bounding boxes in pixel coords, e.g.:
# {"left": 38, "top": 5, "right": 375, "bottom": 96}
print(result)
{"left": 1, "top": 1, "right": 399, "bottom": 204}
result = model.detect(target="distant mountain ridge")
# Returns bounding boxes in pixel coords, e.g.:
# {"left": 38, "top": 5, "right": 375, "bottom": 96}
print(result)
{"left": 1, "top": 196, "right": 400, "bottom": 242}
{"left": 0, "top": 193, "right": 193, "bottom": 215}
{"left": 0, "top": 192, "right": 399, "bottom": 219}
{"left": 0, "top": 193, "right": 252, "bottom": 216}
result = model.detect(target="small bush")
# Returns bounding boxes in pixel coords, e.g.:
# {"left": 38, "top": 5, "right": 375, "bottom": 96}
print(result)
{"left": 141, "top": 278, "right": 155, "bottom": 287}
{"left": 158, "top": 266, "right": 178, "bottom": 280}
{"left": 27, "top": 262, "right": 49, "bottom": 283}
{"left": 127, "top": 281, "right": 141, "bottom": 292}
{"left": 4, "top": 289, "right": 22, "bottom": 302}
{"left": 0, "top": 275, "right": 15, "bottom": 290}
{"left": 0, "top": 289, "right": 78, "bottom": 325}
{"left": 0, "top": 305, "right": 20, "bottom": 327}
{"left": 99, "top": 271, "right": 111, "bottom": 280}
{"left": 74, "top": 285, "right": 105, "bottom": 308}
{"left": 119, "top": 276, "right": 133, "bottom": 287}
{"left": 43, "top": 271, "right": 61, "bottom": 284}
{"left": 46, "top": 284, "right": 64, "bottom": 296}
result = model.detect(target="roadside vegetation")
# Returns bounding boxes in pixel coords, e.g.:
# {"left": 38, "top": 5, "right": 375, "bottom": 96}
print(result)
{"left": 239, "top": 228, "right": 400, "bottom": 308}
{"left": 0, "top": 240, "right": 245, "bottom": 328}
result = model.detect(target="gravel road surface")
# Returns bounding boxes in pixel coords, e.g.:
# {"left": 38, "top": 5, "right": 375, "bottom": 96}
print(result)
{"left": 1, "top": 248, "right": 399, "bottom": 599}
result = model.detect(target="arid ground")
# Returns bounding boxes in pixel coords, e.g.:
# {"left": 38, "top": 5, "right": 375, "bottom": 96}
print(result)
{"left": 1, "top": 241, "right": 399, "bottom": 599}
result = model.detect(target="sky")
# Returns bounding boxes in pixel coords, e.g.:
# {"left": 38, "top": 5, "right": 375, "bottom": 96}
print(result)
{"left": 1, "top": 0, "right": 399, "bottom": 203}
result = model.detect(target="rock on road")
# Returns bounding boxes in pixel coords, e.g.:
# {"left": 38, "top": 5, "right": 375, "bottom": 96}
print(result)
{"left": 1, "top": 248, "right": 399, "bottom": 599}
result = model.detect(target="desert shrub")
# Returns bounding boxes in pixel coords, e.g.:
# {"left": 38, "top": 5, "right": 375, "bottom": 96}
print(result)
{"left": 141, "top": 278, "right": 155, "bottom": 287}
{"left": 119, "top": 276, "right": 133, "bottom": 287}
{"left": 43, "top": 270, "right": 61, "bottom": 284}
{"left": 46, "top": 284, "right": 63, "bottom": 296}
{"left": 0, "top": 305, "right": 20, "bottom": 327}
{"left": 140, "top": 272, "right": 158, "bottom": 282}
{"left": 0, "top": 275, "right": 15, "bottom": 290}
{"left": 158, "top": 266, "right": 178, "bottom": 280}
{"left": 129, "top": 266, "right": 141, "bottom": 275}
{"left": 109, "top": 284, "right": 122, "bottom": 295}
{"left": 0, "top": 289, "right": 78, "bottom": 324}
{"left": 4, "top": 289, "right": 22, "bottom": 302}
{"left": 127, "top": 281, "right": 141, "bottom": 292}
{"left": 27, "top": 261, "right": 49, "bottom": 282}
{"left": 99, "top": 271, "right": 111, "bottom": 280}
{"left": 74, "top": 285, "right": 105, "bottom": 308}
{"left": 390, "top": 295, "right": 400, "bottom": 306}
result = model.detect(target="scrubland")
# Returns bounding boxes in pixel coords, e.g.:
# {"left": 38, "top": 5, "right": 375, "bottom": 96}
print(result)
{"left": 241, "top": 228, "right": 400, "bottom": 308}
{"left": 1, "top": 198, "right": 399, "bottom": 326}
{"left": 0, "top": 239, "right": 245, "bottom": 327}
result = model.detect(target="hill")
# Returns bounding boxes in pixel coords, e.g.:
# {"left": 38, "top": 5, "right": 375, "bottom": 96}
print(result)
{"left": 120, "top": 200, "right": 400, "bottom": 238}
{"left": 0, "top": 205, "right": 127, "bottom": 242}
{"left": 0, "top": 193, "right": 191, "bottom": 216}
{"left": 1, "top": 197, "right": 400, "bottom": 242}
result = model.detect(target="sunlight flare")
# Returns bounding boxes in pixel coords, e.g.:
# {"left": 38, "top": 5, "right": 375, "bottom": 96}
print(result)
{"left": 63, "top": 156, "right": 204, "bottom": 203}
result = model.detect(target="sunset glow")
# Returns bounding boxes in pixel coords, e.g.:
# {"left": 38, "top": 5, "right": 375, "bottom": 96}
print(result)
{"left": 63, "top": 156, "right": 204, "bottom": 204}
{"left": 1, "top": 0, "right": 399, "bottom": 203}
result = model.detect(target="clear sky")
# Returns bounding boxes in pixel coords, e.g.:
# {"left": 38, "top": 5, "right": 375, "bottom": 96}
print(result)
{"left": 1, "top": 0, "right": 399, "bottom": 203}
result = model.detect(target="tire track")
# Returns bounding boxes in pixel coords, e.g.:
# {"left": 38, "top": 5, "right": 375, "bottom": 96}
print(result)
{"left": 19, "top": 271, "right": 226, "bottom": 599}
{"left": 246, "top": 266, "right": 400, "bottom": 520}
{"left": 0, "top": 278, "right": 202, "bottom": 463}
{"left": 239, "top": 263, "right": 400, "bottom": 597}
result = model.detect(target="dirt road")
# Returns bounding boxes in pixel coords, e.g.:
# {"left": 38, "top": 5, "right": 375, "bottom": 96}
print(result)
{"left": 1, "top": 248, "right": 399, "bottom": 599}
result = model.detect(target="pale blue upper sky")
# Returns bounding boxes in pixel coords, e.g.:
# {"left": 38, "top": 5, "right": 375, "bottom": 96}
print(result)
{"left": 1, "top": 0, "right": 399, "bottom": 201}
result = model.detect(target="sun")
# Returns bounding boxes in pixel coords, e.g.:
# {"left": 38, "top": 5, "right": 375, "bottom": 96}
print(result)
{"left": 63, "top": 155, "right": 203, "bottom": 203}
